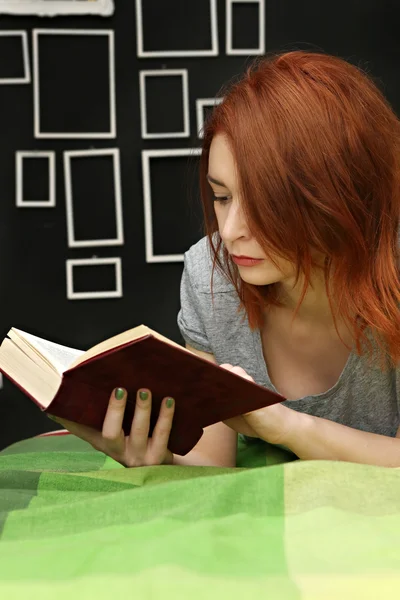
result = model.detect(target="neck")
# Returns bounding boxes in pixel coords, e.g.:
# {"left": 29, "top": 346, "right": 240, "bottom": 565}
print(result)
{"left": 275, "top": 269, "right": 338, "bottom": 326}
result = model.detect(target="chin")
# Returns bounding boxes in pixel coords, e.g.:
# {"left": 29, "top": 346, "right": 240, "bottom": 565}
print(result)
{"left": 236, "top": 266, "right": 284, "bottom": 286}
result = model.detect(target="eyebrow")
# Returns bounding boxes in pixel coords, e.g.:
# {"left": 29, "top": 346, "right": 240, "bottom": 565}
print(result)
{"left": 206, "top": 174, "right": 228, "bottom": 188}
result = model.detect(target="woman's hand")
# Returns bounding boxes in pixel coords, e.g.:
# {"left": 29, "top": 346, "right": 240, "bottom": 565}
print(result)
{"left": 219, "top": 364, "right": 298, "bottom": 446}
{"left": 49, "top": 387, "right": 175, "bottom": 468}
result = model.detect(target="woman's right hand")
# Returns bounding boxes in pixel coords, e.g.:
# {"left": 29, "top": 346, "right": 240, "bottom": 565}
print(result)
{"left": 48, "top": 387, "right": 175, "bottom": 467}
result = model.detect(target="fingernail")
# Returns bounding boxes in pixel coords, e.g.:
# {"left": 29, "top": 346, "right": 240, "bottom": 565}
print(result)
{"left": 139, "top": 390, "right": 149, "bottom": 401}
{"left": 114, "top": 388, "right": 125, "bottom": 400}
{"left": 166, "top": 397, "right": 174, "bottom": 409}
{"left": 47, "top": 414, "right": 58, "bottom": 422}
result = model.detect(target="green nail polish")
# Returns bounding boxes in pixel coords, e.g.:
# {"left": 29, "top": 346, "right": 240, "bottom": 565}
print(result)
{"left": 139, "top": 390, "right": 149, "bottom": 401}
{"left": 115, "top": 388, "right": 125, "bottom": 400}
{"left": 166, "top": 397, "right": 174, "bottom": 409}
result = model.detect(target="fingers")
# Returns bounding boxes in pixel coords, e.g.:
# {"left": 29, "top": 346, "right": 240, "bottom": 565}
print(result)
{"left": 149, "top": 396, "right": 175, "bottom": 463}
{"left": 127, "top": 388, "right": 152, "bottom": 461}
{"left": 102, "top": 387, "right": 127, "bottom": 454}
{"left": 54, "top": 387, "right": 175, "bottom": 468}
{"left": 220, "top": 364, "right": 255, "bottom": 382}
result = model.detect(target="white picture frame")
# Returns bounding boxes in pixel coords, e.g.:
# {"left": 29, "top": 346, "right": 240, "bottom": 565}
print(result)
{"left": 16, "top": 151, "right": 56, "bottom": 208}
{"left": 63, "top": 148, "right": 124, "bottom": 248}
{"left": 135, "top": 0, "right": 218, "bottom": 58}
{"left": 66, "top": 257, "right": 122, "bottom": 300}
{"left": 0, "top": 1, "right": 114, "bottom": 16}
{"left": 141, "top": 148, "right": 202, "bottom": 263}
{"left": 0, "top": 31, "right": 30, "bottom": 84}
{"left": 226, "top": 0, "right": 265, "bottom": 56}
{"left": 140, "top": 69, "right": 190, "bottom": 139}
{"left": 196, "top": 97, "right": 223, "bottom": 138}
{"left": 33, "top": 29, "right": 116, "bottom": 139}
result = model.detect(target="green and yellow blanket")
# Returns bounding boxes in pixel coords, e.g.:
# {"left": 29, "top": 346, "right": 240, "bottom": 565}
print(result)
{"left": 0, "top": 432, "right": 399, "bottom": 598}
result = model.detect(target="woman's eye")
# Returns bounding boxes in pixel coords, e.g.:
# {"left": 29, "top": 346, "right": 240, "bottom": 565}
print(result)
{"left": 212, "top": 195, "right": 231, "bottom": 204}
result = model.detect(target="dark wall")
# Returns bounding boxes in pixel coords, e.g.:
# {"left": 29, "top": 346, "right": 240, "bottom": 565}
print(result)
{"left": 0, "top": 0, "right": 398, "bottom": 449}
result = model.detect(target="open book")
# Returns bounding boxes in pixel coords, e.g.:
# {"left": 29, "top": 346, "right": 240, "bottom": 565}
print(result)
{"left": 0, "top": 325, "right": 285, "bottom": 455}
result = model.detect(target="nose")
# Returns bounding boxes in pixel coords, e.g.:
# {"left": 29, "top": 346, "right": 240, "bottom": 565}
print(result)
{"left": 219, "top": 201, "right": 251, "bottom": 243}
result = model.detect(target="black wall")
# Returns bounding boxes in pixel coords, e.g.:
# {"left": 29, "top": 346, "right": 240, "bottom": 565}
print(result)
{"left": 0, "top": 0, "right": 399, "bottom": 450}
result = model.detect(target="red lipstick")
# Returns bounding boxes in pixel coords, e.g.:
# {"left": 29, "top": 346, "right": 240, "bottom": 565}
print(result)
{"left": 231, "top": 255, "right": 264, "bottom": 267}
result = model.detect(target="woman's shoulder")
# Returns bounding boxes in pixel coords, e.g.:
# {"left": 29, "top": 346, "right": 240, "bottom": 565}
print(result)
{"left": 184, "top": 235, "right": 235, "bottom": 294}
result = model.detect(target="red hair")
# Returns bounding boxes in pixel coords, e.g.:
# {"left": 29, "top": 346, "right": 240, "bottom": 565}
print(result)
{"left": 200, "top": 51, "right": 400, "bottom": 368}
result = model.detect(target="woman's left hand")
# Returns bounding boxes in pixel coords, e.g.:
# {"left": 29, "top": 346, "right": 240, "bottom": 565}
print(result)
{"left": 220, "top": 364, "right": 298, "bottom": 446}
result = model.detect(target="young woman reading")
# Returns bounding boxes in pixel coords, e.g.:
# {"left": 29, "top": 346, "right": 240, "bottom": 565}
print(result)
{"left": 53, "top": 51, "right": 400, "bottom": 468}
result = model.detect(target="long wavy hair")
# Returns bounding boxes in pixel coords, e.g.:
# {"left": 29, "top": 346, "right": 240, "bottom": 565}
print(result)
{"left": 199, "top": 51, "right": 400, "bottom": 367}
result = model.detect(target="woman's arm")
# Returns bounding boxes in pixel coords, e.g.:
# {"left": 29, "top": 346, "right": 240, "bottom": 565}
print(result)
{"left": 222, "top": 364, "right": 400, "bottom": 468}
{"left": 173, "top": 345, "right": 237, "bottom": 468}
{"left": 173, "top": 421, "right": 237, "bottom": 467}
{"left": 280, "top": 411, "right": 400, "bottom": 468}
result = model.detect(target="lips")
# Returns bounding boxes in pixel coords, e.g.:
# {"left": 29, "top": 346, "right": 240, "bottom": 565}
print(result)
{"left": 231, "top": 255, "right": 264, "bottom": 267}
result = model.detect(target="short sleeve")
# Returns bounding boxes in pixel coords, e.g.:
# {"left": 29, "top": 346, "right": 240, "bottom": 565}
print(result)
{"left": 177, "top": 253, "right": 213, "bottom": 354}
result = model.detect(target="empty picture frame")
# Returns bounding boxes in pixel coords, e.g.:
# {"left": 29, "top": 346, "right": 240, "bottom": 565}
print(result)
{"left": 140, "top": 69, "right": 190, "bottom": 139}
{"left": 141, "top": 148, "right": 202, "bottom": 263}
{"left": 135, "top": 0, "right": 218, "bottom": 57}
{"left": 226, "top": 0, "right": 265, "bottom": 55}
{"left": 63, "top": 148, "right": 124, "bottom": 248}
{"left": 66, "top": 257, "right": 122, "bottom": 300}
{"left": 196, "top": 97, "right": 223, "bottom": 138}
{"left": 0, "top": 1, "right": 114, "bottom": 16}
{"left": 0, "top": 31, "right": 30, "bottom": 84}
{"left": 33, "top": 29, "right": 116, "bottom": 138}
{"left": 16, "top": 151, "right": 55, "bottom": 207}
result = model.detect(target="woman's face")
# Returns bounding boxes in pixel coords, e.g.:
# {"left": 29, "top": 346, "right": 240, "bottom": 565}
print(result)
{"left": 208, "top": 134, "right": 297, "bottom": 287}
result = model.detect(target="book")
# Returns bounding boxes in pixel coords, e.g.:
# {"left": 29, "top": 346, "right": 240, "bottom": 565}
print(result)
{"left": 0, "top": 325, "right": 286, "bottom": 455}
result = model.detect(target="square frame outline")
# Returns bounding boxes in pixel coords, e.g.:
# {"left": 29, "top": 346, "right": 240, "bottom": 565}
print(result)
{"left": 66, "top": 257, "right": 122, "bottom": 300}
{"left": 63, "top": 147, "right": 124, "bottom": 248}
{"left": 140, "top": 69, "right": 190, "bottom": 139}
{"left": 135, "top": 0, "right": 218, "bottom": 57}
{"left": 32, "top": 29, "right": 116, "bottom": 139}
{"left": 0, "top": 31, "right": 31, "bottom": 84}
{"left": 226, "top": 0, "right": 265, "bottom": 56}
{"left": 16, "top": 151, "right": 56, "bottom": 207}
{"left": 0, "top": 1, "right": 114, "bottom": 16}
{"left": 196, "top": 97, "right": 223, "bottom": 138}
{"left": 141, "top": 148, "right": 202, "bottom": 263}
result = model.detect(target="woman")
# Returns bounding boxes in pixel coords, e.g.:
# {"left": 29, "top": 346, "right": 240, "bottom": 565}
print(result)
{"left": 56, "top": 50, "right": 400, "bottom": 468}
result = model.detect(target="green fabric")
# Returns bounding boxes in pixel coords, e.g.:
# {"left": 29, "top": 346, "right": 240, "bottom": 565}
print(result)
{"left": 0, "top": 434, "right": 399, "bottom": 598}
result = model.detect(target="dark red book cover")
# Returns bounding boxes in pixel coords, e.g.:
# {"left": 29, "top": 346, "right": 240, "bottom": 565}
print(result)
{"left": 12, "top": 334, "right": 286, "bottom": 455}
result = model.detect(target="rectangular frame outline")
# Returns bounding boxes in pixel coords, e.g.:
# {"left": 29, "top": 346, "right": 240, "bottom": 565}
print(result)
{"left": 33, "top": 29, "right": 116, "bottom": 139}
{"left": 63, "top": 148, "right": 124, "bottom": 248}
{"left": 140, "top": 69, "right": 190, "bottom": 139}
{"left": 226, "top": 0, "right": 265, "bottom": 56}
{"left": 196, "top": 97, "right": 223, "bottom": 138}
{"left": 135, "top": 0, "right": 218, "bottom": 57}
{"left": 0, "top": 1, "right": 114, "bottom": 16}
{"left": 141, "top": 148, "right": 202, "bottom": 263}
{"left": 66, "top": 257, "right": 122, "bottom": 300}
{"left": 16, "top": 151, "right": 56, "bottom": 207}
{"left": 0, "top": 31, "right": 30, "bottom": 84}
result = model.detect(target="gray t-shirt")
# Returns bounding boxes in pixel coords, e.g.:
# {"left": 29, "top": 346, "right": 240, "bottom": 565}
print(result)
{"left": 177, "top": 236, "right": 400, "bottom": 438}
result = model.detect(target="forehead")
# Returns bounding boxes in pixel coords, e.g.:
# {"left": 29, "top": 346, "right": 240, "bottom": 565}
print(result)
{"left": 208, "top": 134, "right": 238, "bottom": 188}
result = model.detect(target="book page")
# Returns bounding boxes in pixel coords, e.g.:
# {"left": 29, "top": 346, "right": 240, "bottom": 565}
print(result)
{"left": 0, "top": 339, "right": 60, "bottom": 408}
{"left": 10, "top": 328, "right": 84, "bottom": 374}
